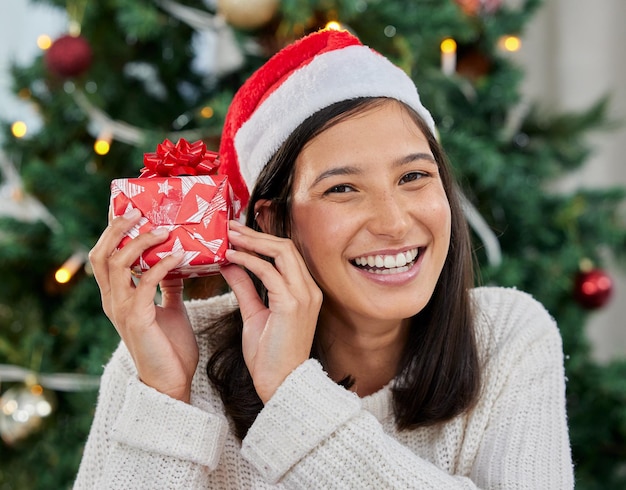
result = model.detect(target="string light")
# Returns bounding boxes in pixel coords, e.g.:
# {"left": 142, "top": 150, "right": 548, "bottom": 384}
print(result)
{"left": 440, "top": 38, "right": 457, "bottom": 54}
{"left": 54, "top": 250, "right": 88, "bottom": 284}
{"left": 94, "top": 130, "right": 112, "bottom": 155}
{"left": 94, "top": 139, "right": 110, "bottom": 155}
{"left": 324, "top": 21, "right": 343, "bottom": 31}
{"left": 37, "top": 34, "right": 53, "bottom": 50}
{"left": 499, "top": 35, "right": 522, "bottom": 53}
{"left": 200, "top": 106, "right": 214, "bottom": 119}
{"left": 11, "top": 121, "right": 28, "bottom": 138}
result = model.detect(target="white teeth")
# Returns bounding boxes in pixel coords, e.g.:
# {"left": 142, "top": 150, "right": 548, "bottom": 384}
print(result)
{"left": 353, "top": 248, "right": 419, "bottom": 271}
{"left": 372, "top": 265, "right": 410, "bottom": 275}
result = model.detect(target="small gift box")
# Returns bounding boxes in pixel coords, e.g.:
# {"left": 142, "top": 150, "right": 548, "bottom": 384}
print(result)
{"left": 110, "top": 138, "right": 240, "bottom": 279}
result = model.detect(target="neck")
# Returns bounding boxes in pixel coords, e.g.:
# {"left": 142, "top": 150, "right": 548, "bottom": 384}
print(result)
{"left": 317, "top": 308, "right": 409, "bottom": 397}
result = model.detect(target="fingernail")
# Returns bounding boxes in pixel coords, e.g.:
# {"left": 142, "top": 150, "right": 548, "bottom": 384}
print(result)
{"left": 151, "top": 227, "right": 168, "bottom": 236}
{"left": 228, "top": 221, "right": 242, "bottom": 236}
{"left": 123, "top": 208, "right": 140, "bottom": 219}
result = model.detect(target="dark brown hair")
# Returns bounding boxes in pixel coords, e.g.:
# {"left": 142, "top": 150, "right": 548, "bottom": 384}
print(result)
{"left": 207, "top": 97, "right": 480, "bottom": 440}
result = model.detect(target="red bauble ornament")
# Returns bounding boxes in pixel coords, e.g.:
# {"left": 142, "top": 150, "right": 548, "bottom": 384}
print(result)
{"left": 455, "top": 0, "right": 502, "bottom": 16}
{"left": 44, "top": 34, "right": 92, "bottom": 78}
{"left": 573, "top": 268, "right": 614, "bottom": 309}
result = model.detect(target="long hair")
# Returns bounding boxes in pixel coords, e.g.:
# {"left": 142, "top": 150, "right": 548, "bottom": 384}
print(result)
{"left": 206, "top": 97, "right": 480, "bottom": 439}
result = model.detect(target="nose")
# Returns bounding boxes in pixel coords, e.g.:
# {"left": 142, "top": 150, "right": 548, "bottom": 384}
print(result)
{"left": 365, "top": 191, "right": 411, "bottom": 239}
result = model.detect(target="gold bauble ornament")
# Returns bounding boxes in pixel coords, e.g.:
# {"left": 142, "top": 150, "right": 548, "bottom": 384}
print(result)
{"left": 217, "top": 0, "right": 279, "bottom": 30}
{"left": 0, "top": 383, "right": 56, "bottom": 445}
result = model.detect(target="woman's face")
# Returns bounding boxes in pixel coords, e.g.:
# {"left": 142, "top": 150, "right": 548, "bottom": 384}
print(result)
{"left": 289, "top": 100, "right": 451, "bottom": 325}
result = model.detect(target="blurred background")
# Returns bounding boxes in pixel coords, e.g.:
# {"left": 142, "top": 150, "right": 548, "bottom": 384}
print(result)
{"left": 517, "top": 0, "right": 626, "bottom": 362}
{"left": 0, "top": 0, "right": 624, "bottom": 488}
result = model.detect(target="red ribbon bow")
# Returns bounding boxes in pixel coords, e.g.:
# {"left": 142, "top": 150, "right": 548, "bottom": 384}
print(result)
{"left": 140, "top": 138, "right": 220, "bottom": 177}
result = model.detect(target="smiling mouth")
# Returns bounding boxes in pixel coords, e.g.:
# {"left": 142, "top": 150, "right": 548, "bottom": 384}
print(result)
{"left": 350, "top": 248, "right": 421, "bottom": 275}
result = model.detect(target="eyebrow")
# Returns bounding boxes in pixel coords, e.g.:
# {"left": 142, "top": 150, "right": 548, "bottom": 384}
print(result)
{"left": 395, "top": 152, "right": 437, "bottom": 167}
{"left": 310, "top": 166, "right": 362, "bottom": 188}
{"left": 310, "top": 152, "right": 437, "bottom": 189}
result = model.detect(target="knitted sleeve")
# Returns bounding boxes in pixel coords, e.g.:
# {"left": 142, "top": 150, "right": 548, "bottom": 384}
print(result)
{"left": 72, "top": 343, "right": 228, "bottom": 489}
{"left": 241, "top": 288, "right": 574, "bottom": 489}
{"left": 242, "top": 360, "right": 480, "bottom": 488}
{"left": 73, "top": 294, "right": 237, "bottom": 489}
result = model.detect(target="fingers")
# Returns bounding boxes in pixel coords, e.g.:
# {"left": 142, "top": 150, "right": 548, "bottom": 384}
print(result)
{"left": 89, "top": 209, "right": 184, "bottom": 322}
{"left": 223, "top": 222, "right": 323, "bottom": 403}
{"left": 89, "top": 208, "right": 142, "bottom": 293}
{"left": 227, "top": 220, "right": 314, "bottom": 289}
{"left": 87, "top": 210, "right": 199, "bottom": 402}
{"left": 221, "top": 264, "right": 266, "bottom": 321}
{"left": 225, "top": 220, "right": 322, "bottom": 321}
{"left": 115, "top": 251, "right": 183, "bottom": 314}
{"left": 90, "top": 210, "right": 143, "bottom": 318}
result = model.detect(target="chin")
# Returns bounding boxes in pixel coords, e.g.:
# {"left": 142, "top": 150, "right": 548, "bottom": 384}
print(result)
{"left": 359, "top": 295, "right": 431, "bottom": 322}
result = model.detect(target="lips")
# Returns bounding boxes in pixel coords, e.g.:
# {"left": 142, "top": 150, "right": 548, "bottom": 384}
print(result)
{"left": 351, "top": 248, "right": 421, "bottom": 275}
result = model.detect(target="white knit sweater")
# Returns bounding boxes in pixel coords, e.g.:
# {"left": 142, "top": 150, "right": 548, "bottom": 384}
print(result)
{"left": 74, "top": 287, "right": 574, "bottom": 489}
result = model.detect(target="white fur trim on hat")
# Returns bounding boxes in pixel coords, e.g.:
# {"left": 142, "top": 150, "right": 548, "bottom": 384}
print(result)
{"left": 233, "top": 44, "right": 436, "bottom": 194}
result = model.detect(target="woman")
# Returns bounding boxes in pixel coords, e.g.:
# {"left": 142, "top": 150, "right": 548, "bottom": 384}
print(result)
{"left": 76, "top": 29, "right": 573, "bottom": 488}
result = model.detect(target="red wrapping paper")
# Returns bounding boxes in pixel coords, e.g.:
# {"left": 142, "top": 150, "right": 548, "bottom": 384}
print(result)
{"left": 109, "top": 139, "right": 240, "bottom": 279}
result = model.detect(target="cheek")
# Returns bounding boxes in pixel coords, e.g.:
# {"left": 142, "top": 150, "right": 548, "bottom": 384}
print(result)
{"left": 292, "top": 200, "right": 347, "bottom": 243}
{"left": 422, "top": 192, "right": 452, "bottom": 242}
{"left": 290, "top": 205, "right": 351, "bottom": 272}
{"left": 290, "top": 205, "right": 326, "bottom": 262}
{"left": 440, "top": 201, "right": 453, "bottom": 239}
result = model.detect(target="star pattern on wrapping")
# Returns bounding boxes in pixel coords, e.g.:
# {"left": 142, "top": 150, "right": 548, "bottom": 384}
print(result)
{"left": 158, "top": 179, "right": 174, "bottom": 196}
{"left": 187, "top": 195, "right": 210, "bottom": 224}
{"left": 191, "top": 232, "right": 223, "bottom": 255}
{"left": 155, "top": 236, "right": 200, "bottom": 266}
{"left": 181, "top": 176, "right": 214, "bottom": 195}
{"left": 115, "top": 179, "right": 145, "bottom": 198}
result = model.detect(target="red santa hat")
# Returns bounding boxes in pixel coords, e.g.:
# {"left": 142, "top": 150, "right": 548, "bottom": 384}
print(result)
{"left": 219, "top": 28, "right": 436, "bottom": 208}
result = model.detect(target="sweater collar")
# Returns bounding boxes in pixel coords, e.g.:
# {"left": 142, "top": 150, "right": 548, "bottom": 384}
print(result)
{"left": 360, "top": 382, "right": 393, "bottom": 422}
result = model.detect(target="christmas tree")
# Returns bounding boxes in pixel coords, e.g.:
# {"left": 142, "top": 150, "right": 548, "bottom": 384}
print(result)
{"left": 1, "top": 0, "right": 625, "bottom": 488}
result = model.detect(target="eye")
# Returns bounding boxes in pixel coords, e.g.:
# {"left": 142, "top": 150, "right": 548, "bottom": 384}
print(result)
{"left": 325, "top": 184, "right": 355, "bottom": 194}
{"left": 399, "top": 171, "right": 427, "bottom": 184}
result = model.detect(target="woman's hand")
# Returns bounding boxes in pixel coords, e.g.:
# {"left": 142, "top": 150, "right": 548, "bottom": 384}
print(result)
{"left": 220, "top": 220, "right": 322, "bottom": 404}
{"left": 89, "top": 209, "right": 199, "bottom": 403}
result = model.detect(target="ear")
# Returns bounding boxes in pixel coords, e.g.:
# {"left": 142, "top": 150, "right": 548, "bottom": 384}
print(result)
{"left": 253, "top": 199, "right": 274, "bottom": 233}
